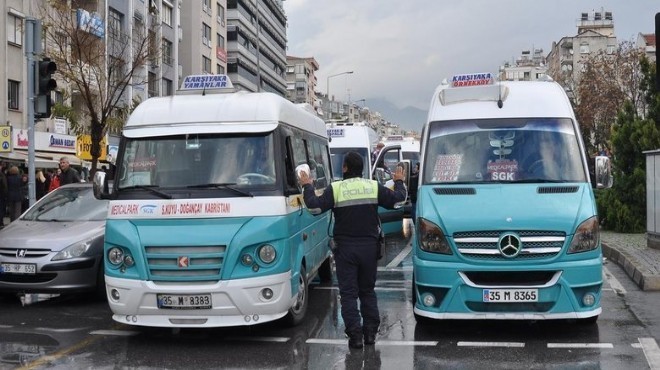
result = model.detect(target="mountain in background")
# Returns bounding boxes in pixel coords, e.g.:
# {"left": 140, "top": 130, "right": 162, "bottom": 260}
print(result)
{"left": 363, "top": 98, "right": 427, "bottom": 134}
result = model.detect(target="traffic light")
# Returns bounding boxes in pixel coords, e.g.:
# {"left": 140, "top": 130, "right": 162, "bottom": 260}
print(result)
{"left": 35, "top": 58, "right": 57, "bottom": 118}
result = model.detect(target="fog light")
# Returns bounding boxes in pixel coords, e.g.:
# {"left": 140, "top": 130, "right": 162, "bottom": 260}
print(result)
{"left": 124, "top": 255, "right": 135, "bottom": 267}
{"left": 422, "top": 293, "right": 436, "bottom": 307}
{"left": 252, "top": 264, "right": 259, "bottom": 272}
{"left": 241, "top": 254, "right": 253, "bottom": 266}
{"left": 261, "top": 288, "right": 273, "bottom": 300}
{"left": 111, "top": 289, "right": 120, "bottom": 301}
{"left": 582, "top": 293, "right": 596, "bottom": 306}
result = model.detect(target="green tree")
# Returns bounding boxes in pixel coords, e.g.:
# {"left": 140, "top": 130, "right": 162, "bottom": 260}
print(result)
{"left": 597, "top": 57, "right": 659, "bottom": 232}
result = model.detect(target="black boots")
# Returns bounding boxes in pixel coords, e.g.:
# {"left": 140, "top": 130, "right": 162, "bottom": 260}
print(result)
{"left": 346, "top": 329, "right": 363, "bottom": 349}
{"left": 363, "top": 327, "right": 378, "bottom": 345}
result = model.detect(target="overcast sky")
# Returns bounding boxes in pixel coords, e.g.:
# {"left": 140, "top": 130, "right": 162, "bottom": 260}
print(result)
{"left": 283, "top": 1, "right": 659, "bottom": 110}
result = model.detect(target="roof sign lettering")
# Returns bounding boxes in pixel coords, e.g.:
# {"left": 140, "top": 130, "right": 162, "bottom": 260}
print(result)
{"left": 180, "top": 74, "right": 234, "bottom": 90}
{"left": 451, "top": 73, "right": 494, "bottom": 87}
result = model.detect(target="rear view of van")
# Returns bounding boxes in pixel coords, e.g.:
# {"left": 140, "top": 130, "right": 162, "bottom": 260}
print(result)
{"left": 412, "top": 73, "right": 613, "bottom": 323}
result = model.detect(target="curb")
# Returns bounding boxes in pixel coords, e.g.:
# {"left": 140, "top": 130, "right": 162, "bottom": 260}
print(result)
{"left": 602, "top": 242, "right": 660, "bottom": 291}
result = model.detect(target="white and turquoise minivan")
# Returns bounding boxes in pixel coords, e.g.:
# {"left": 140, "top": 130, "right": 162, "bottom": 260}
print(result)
{"left": 412, "top": 73, "right": 612, "bottom": 323}
{"left": 93, "top": 75, "right": 333, "bottom": 328}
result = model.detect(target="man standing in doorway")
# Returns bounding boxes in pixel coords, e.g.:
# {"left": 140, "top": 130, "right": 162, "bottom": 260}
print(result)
{"left": 299, "top": 152, "right": 406, "bottom": 349}
{"left": 58, "top": 156, "right": 81, "bottom": 185}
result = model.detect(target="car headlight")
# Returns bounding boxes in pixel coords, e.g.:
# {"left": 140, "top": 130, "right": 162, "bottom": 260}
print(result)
{"left": 52, "top": 239, "right": 93, "bottom": 261}
{"left": 568, "top": 216, "right": 600, "bottom": 254}
{"left": 107, "top": 247, "right": 124, "bottom": 266}
{"left": 257, "top": 244, "right": 276, "bottom": 264}
{"left": 417, "top": 218, "right": 452, "bottom": 254}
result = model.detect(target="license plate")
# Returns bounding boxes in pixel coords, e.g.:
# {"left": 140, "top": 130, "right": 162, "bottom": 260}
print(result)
{"left": 157, "top": 294, "right": 212, "bottom": 309}
{"left": 0, "top": 263, "right": 36, "bottom": 275}
{"left": 483, "top": 289, "right": 538, "bottom": 302}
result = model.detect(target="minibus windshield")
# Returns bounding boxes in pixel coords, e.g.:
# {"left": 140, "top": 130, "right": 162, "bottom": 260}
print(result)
{"left": 117, "top": 133, "right": 277, "bottom": 189}
{"left": 423, "top": 118, "right": 586, "bottom": 184}
{"left": 329, "top": 148, "right": 369, "bottom": 180}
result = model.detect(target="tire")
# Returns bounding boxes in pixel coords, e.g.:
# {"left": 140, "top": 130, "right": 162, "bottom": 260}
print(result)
{"left": 283, "top": 265, "right": 309, "bottom": 326}
{"left": 318, "top": 255, "right": 333, "bottom": 283}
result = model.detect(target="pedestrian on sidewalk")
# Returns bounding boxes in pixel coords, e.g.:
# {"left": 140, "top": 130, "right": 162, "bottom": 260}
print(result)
{"left": 6, "top": 166, "right": 23, "bottom": 221}
{"left": 58, "top": 156, "right": 81, "bottom": 185}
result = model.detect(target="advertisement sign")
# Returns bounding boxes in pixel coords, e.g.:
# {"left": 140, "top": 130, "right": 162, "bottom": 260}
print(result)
{"left": 76, "top": 135, "right": 107, "bottom": 161}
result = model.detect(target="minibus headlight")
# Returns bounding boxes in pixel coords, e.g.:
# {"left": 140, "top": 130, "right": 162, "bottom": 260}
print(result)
{"left": 418, "top": 218, "right": 452, "bottom": 255}
{"left": 108, "top": 247, "right": 124, "bottom": 266}
{"left": 568, "top": 216, "right": 600, "bottom": 254}
{"left": 258, "top": 244, "right": 276, "bottom": 264}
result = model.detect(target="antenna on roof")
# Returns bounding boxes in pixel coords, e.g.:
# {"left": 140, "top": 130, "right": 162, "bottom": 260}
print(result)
{"left": 497, "top": 77, "right": 504, "bottom": 109}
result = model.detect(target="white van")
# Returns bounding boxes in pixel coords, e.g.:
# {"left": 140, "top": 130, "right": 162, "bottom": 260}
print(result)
{"left": 326, "top": 122, "right": 406, "bottom": 235}
{"left": 93, "top": 75, "right": 333, "bottom": 328}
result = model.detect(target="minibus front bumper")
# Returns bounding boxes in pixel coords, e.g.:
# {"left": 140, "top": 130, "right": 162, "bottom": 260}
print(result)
{"left": 412, "top": 256, "right": 602, "bottom": 320}
{"left": 105, "top": 271, "right": 294, "bottom": 327}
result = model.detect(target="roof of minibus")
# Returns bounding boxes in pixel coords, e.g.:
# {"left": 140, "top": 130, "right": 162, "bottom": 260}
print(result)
{"left": 327, "top": 124, "right": 379, "bottom": 149}
{"left": 426, "top": 80, "right": 575, "bottom": 123}
{"left": 123, "top": 91, "right": 327, "bottom": 138}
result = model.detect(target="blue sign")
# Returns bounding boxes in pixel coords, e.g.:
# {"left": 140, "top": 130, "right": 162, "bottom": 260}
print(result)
{"left": 77, "top": 9, "right": 105, "bottom": 38}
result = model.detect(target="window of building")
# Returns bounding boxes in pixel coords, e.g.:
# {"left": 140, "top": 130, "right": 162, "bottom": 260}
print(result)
{"left": 8, "top": 80, "right": 19, "bottom": 110}
{"left": 162, "top": 78, "right": 173, "bottom": 96}
{"left": 217, "top": 3, "right": 225, "bottom": 25}
{"left": 162, "top": 2, "right": 173, "bottom": 27}
{"left": 108, "top": 8, "right": 123, "bottom": 38}
{"left": 579, "top": 43, "right": 590, "bottom": 54}
{"left": 216, "top": 33, "right": 225, "bottom": 49}
{"left": 7, "top": 14, "right": 22, "bottom": 46}
{"left": 217, "top": 64, "right": 225, "bottom": 74}
{"left": 55, "top": 90, "right": 64, "bottom": 105}
{"left": 286, "top": 66, "right": 295, "bottom": 73}
{"left": 203, "top": 0, "right": 211, "bottom": 13}
{"left": 162, "top": 38, "right": 173, "bottom": 65}
{"left": 606, "top": 45, "right": 616, "bottom": 54}
{"left": 203, "top": 56, "right": 212, "bottom": 74}
{"left": 148, "top": 72, "right": 158, "bottom": 97}
{"left": 202, "top": 23, "right": 211, "bottom": 47}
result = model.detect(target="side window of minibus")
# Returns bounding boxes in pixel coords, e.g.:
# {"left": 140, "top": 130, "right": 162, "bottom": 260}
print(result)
{"left": 284, "top": 136, "right": 298, "bottom": 193}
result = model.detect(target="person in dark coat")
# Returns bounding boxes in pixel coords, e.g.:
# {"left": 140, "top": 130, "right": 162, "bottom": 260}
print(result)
{"left": 0, "top": 167, "right": 7, "bottom": 228}
{"left": 7, "top": 166, "right": 23, "bottom": 221}
{"left": 58, "top": 156, "right": 81, "bottom": 185}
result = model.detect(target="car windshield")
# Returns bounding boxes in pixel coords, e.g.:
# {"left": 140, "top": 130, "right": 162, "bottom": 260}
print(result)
{"left": 424, "top": 118, "right": 586, "bottom": 184}
{"left": 22, "top": 186, "right": 109, "bottom": 222}
{"left": 117, "top": 133, "right": 276, "bottom": 189}
{"left": 329, "top": 147, "right": 369, "bottom": 180}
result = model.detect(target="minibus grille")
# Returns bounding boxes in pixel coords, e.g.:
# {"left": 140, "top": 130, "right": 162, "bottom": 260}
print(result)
{"left": 454, "top": 231, "right": 565, "bottom": 260}
{"left": 144, "top": 245, "right": 226, "bottom": 281}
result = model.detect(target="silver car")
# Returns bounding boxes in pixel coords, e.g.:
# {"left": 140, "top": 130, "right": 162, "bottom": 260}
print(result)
{"left": 0, "top": 183, "right": 109, "bottom": 296}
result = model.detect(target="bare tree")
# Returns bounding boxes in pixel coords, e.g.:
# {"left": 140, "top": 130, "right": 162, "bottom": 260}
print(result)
{"left": 39, "top": 1, "right": 157, "bottom": 174}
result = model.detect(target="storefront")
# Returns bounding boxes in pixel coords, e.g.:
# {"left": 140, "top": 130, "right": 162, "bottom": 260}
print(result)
{"left": 0, "top": 129, "right": 80, "bottom": 169}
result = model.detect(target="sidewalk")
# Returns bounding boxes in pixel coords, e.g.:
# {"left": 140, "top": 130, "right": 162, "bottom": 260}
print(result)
{"left": 601, "top": 230, "right": 660, "bottom": 291}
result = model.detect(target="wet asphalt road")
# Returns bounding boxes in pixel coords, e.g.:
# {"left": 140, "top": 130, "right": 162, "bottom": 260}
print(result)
{"left": 1, "top": 220, "right": 659, "bottom": 370}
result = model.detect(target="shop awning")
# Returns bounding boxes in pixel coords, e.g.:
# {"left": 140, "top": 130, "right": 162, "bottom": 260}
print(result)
{"left": 0, "top": 151, "right": 62, "bottom": 169}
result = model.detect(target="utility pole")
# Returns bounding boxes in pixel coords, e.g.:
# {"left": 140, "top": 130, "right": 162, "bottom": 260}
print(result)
{"left": 25, "top": 18, "right": 41, "bottom": 207}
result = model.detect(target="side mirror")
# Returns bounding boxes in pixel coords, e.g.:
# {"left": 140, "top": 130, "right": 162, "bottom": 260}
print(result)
{"left": 594, "top": 156, "right": 613, "bottom": 189}
{"left": 93, "top": 171, "right": 110, "bottom": 199}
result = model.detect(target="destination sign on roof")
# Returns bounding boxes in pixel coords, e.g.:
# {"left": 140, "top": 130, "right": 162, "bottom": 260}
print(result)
{"left": 180, "top": 74, "right": 233, "bottom": 90}
{"left": 327, "top": 128, "right": 345, "bottom": 137}
{"left": 451, "top": 73, "right": 494, "bottom": 87}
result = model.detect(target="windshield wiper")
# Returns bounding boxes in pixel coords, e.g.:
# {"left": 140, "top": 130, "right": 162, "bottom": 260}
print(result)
{"left": 120, "top": 185, "right": 173, "bottom": 199}
{"left": 509, "top": 179, "right": 569, "bottom": 184}
{"left": 187, "top": 183, "right": 253, "bottom": 197}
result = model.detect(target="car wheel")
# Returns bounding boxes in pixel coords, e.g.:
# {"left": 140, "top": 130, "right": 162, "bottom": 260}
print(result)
{"left": 283, "top": 265, "right": 308, "bottom": 326}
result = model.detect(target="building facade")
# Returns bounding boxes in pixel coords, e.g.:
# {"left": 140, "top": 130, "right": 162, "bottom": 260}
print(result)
{"left": 500, "top": 49, "right": 548, "bottom": 81}
{"left": 285, "top": 56, "right": 318, "bottom": 106}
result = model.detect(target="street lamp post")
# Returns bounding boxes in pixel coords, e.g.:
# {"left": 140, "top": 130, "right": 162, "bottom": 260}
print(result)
{"left": 326, "top": 71, "right": 353, "bottom": 100}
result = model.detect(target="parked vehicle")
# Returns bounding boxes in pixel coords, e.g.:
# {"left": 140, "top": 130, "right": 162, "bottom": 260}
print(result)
{"left": 412, "top": 73, "right": 613, "bottom": 323}
{"left": 0, "top": 183, "right": 109, "bottom": 297}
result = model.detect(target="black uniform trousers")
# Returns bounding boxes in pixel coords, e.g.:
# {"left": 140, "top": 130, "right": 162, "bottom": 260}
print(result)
{"left": 334, "top": 237, "right": 380, "bottom": 334}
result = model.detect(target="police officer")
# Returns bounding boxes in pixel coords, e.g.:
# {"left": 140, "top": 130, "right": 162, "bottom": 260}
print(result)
{"left": 299, "top": 151, "right": 406, "bottom": 349}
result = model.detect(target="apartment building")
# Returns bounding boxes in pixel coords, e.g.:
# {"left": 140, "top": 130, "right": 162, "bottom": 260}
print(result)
{"left": 179, "top": 0, "right": 228, "bottom": 81}
{"left": 546, "top": 10, "right": 618, "bottom": 85}
{"left": 285, "top": 56, "right": 318, "bottom": 106}
{"left": 226, "top": 0, "right": 287, "bottom": 95}
{"left": 636, "top": 33, "right": 657, "bottom": 62}
{"left": 500, "top": 48, "right": 548, "bottom": 81}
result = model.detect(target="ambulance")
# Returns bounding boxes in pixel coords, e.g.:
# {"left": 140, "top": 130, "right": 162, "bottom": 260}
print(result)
{"left": 412, "top": 73, "right": 612, "bottom": 323}
{"left": 326, "top": 122, "right": 406, "bottom": 235}
{"left": 93, "top": 75, "right": 333, "bottom": 328}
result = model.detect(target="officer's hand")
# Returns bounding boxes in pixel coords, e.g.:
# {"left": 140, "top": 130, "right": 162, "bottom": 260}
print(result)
{"left": 298, "top": 170, "right": 312, "bottom": 186}
{"left": 393, "top": 165, "right": 405, "bottom": 182}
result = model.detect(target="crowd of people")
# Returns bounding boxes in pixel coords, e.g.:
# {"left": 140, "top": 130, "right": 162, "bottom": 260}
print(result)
{"left": 0, "top": 156, "right": 83, "bottom": 228}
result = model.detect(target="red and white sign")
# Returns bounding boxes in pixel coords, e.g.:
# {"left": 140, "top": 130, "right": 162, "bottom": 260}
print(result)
{"left": 487, "top": 159, "right": 518, "bottom": 181}
{"left": 432, "top": 154, "right": 462, "bottom": 182}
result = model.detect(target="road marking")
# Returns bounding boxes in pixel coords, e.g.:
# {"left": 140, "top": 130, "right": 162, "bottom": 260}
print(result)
{"left": 547, "top": 343, "right": 614, "bottom": 349}
{"left": 639, "top": 337, "right": 660, "bottom": 370}
{"left": 632, "top": 343, "right": 643, "bottom": 349}
{"left": 229, "top": 336, "right": 290, "bottom": 343}
{"left": 377, "top": 267, "right": 413, "bottom": 272}
{"left": 90, "top": 330, "right": 140, "bottom": 336}
{"left": 603, "top": 265, "right": 626, "bottom": 295}
{"left": 458, "top": 341, "right": 524, "bottom": 348}
{"left": 386, "top": 242, "right": 412, "bottom": 268}
{"left": 306, "top": 338, "right": 437, "bottom": 346}
{"left": 20, "top": 335, "right": 101, "bottom": 370}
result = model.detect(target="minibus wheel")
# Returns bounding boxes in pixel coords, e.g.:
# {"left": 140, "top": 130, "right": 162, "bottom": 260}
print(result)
{"left": 284, "top": 265, "right": 308, "bottom": 326}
